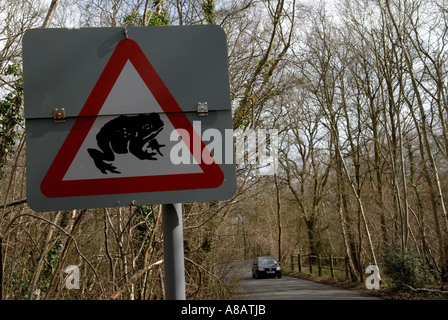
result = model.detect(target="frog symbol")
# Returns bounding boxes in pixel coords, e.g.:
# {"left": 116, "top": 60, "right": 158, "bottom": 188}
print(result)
{"left": 87, "top": 113, "right": 166, "bottom": 174}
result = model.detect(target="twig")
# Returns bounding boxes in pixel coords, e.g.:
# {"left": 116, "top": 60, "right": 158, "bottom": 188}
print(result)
{"left": 184, "top": 257, "right": 202, "bottom": 298}
{"left": 3, "top": 199, "right": 26, "bottom": 208}
{"left": 5, "top": 212, "right": 106, "bottom": 299}
{"left": 405, "top": 285, "right": 448, "bottom": 295}
{"left": 109, "top": 259, "right": 164, "bottom": 300}
{"left": 184, "top": 257, "right": 227, "bottom": 290}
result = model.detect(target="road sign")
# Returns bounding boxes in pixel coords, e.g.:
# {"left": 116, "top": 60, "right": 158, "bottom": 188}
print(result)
{"left": 23, "top": 26, "right": 236, "bottom": 211}
{"left": 40, "top": 38, "right": 224, "bottom": 197}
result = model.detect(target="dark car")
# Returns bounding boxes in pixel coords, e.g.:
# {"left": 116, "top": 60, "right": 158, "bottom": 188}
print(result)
{"left": 252, "top": 257, "right": 282, "bottom": 279}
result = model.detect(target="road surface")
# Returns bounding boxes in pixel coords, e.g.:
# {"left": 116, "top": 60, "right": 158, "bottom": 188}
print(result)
{"left": 227, "top": 261, "right": 381, "bottom": 300}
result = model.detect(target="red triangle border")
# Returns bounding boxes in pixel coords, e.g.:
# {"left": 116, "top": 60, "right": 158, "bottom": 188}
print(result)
{"left": 40, "top": 39, "right": 224, "bottom": 198}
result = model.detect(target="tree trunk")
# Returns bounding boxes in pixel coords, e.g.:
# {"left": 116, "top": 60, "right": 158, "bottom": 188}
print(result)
{"left": 42, "top": 0, "right": 58, "bottom": 28}
{"left": 274, "top": 174, "right": 282, "bottom": 264}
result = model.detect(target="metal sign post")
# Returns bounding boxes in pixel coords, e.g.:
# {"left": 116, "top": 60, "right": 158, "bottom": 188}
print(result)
{"left": 162, "top": 203, "right": 186, "bottom": 300}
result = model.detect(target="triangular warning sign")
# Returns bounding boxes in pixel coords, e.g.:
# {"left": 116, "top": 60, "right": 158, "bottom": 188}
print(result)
{"left": 41, "top": 39, "right": 224, "bottom": 198}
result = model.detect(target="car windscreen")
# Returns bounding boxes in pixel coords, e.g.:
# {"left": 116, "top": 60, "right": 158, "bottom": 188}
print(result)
{"left": 258, "top": 258, "right": 277, "bottom": 266}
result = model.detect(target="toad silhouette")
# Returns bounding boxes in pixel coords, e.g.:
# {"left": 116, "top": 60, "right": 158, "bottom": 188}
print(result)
{"left": 87, "top": 113, "right": 165, "bottom": 174}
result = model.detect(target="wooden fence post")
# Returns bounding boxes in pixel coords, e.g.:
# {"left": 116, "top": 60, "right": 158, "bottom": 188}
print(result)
{"left": 309, "top": 255, "right": 313, "bottom": 274}
{"left": 330, "top": 255, "right": 334, "bottom": 278}
{"left": 317, "top": 254, "right": 322, "bottom": 277}
{"left": 298, "top": 254, "right": 301, "bottom": 272}
{"left": 345, "top": 256, "right": 349, "bottom": 280}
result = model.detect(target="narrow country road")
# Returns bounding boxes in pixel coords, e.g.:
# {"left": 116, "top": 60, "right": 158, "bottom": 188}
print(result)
{"left": 228, "top": 261, "right": 381, "bottom": 300}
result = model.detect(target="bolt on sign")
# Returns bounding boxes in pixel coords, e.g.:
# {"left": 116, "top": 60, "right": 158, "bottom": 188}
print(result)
{"left": 23, "top": 26, "right": 236, "bottom": 211}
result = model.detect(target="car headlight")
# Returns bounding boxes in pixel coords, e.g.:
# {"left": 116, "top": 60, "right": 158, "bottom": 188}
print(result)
{"left": 276, "top": 266, "right": 281, "bottom": 271}
{"left": 258, "top": 267, "right": 264, "bottom": 271}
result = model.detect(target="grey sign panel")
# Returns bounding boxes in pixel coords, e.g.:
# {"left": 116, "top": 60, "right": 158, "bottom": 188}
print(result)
{"left": 23, "top": 26, "right": 236, "bottom": 211}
